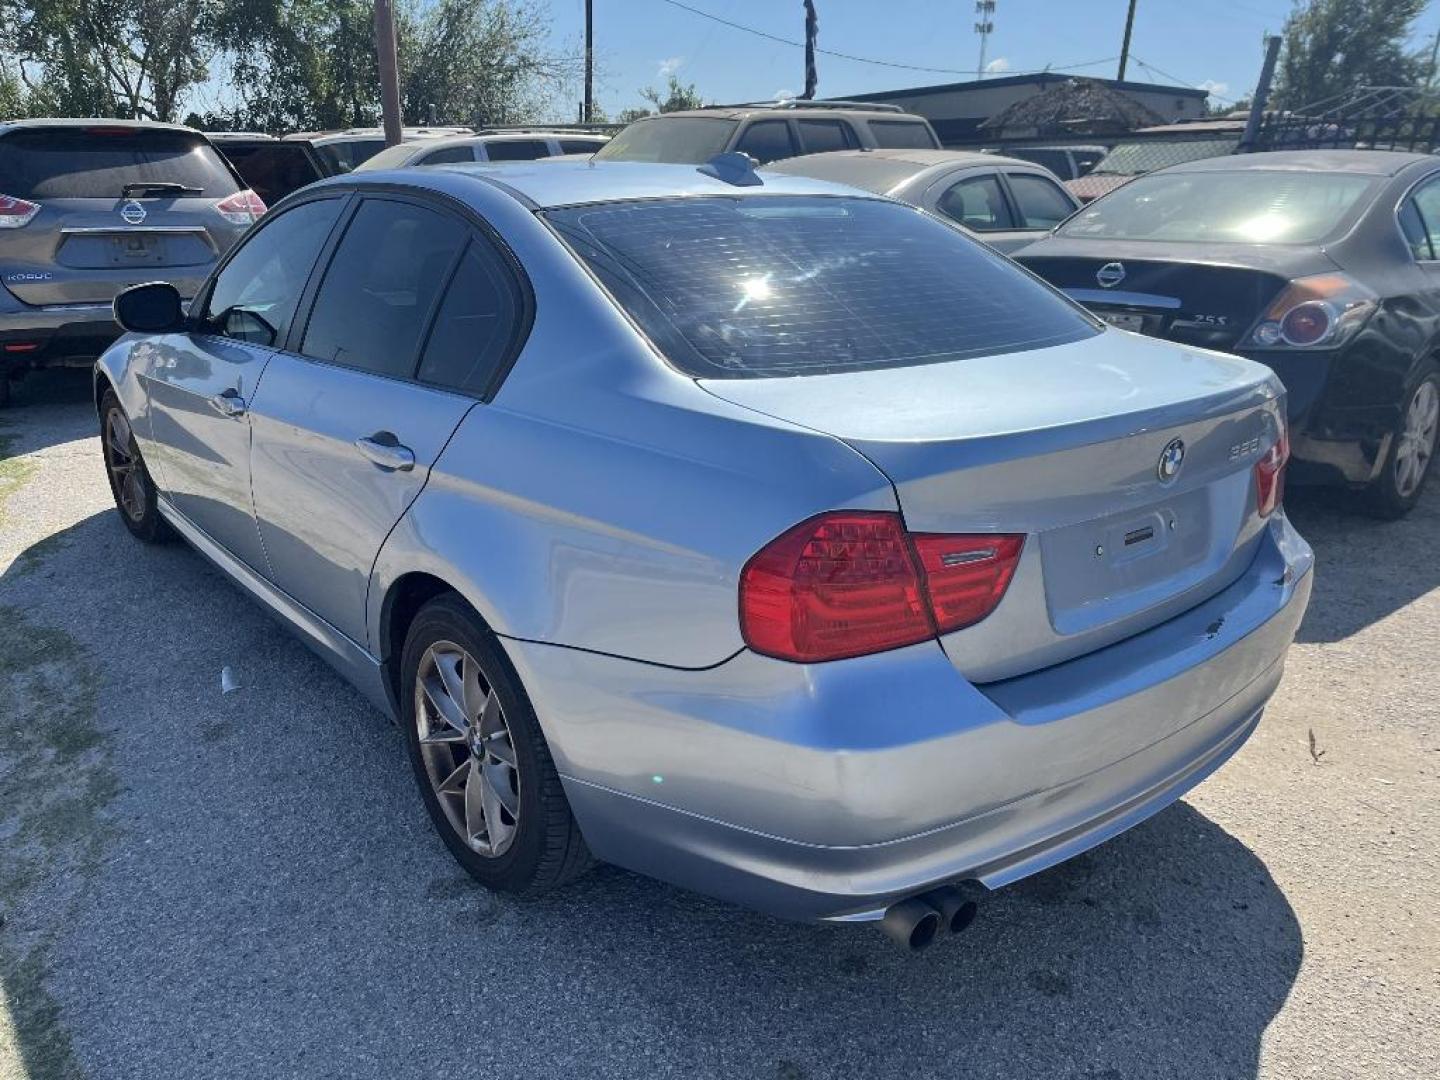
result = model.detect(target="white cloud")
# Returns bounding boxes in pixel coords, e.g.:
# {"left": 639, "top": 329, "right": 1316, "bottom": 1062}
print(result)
{"left": 774, "top": 88, "right": 797, "bottom": 101}
{"left": 984, "top": 57, "right": 1010, "bottom": 74}
{"left": 1198, "top": 79, "right": 1229, "bottom": 98}
{"left": 657, "top": 56, "right": 684, "bottom": 79}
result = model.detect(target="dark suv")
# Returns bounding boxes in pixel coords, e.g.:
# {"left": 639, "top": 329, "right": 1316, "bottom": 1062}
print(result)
{"left": 0, "top": 119, "right": 261, "bottom": 405}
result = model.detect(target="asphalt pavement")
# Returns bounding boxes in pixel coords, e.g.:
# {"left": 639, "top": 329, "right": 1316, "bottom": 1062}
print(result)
{"left": 1, "top": 371, "right": 1436, "bottom": 1080}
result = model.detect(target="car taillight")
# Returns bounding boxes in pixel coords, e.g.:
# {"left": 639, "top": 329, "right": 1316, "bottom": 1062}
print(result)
{"left": 1255, "top": 427, "right": 1290, "bottom": 517}
{"left": 1242, "top": 273, "right": 1377, "bottom": 349}
{"left": 739, "top": 511, "right": 1024, "bottom": 663}
{"left": 0, "top": 194, "right": 40, "bottom": 229}
{"left": 215, "top": 189, "right": 266, "bottom": 225}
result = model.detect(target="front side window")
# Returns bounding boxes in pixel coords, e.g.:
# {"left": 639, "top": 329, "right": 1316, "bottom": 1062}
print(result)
{"left": 1059, "top": 170, "right": 1374, "bottom": 244}
{"left": 797, "top": 119, "right": 856, "bottom": 154}
{"left": 734, "top": 121, "right": 796, "bottom": 165}
{"left": 301, "top": 199, "right": 465, "bottom": 378}
{"left": 594, "top": 117, "right": 738, "bottom": 163}
{"left": 937, "top": 174, "right": 1015, "bottom": 231}
{"left": 484, "top": 140, "right": 551, "bottom": 162}
{"left": 868, "top": 120, "right": 939, "bottom": 149}
{"left": 1007, "top": 173, "right": 1076, "bottom": 229}
{"left": 202, "top": 198, "right": 343, "bottom": 346}
{"left": 559, "top": 138, "right": 607, "bottom": 154}
{"left": 419, "top": 145, "right": 477, "bottom": 165}
{"left": 546, "top": 196, "right": 1097, "bottom": 379}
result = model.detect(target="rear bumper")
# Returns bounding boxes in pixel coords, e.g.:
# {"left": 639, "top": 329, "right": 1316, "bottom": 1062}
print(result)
{"left": 0, "top": 295, "right": 122, "bottom": 369}
{"left": 509, "top": 515, "right": 1313, "bottom": 921}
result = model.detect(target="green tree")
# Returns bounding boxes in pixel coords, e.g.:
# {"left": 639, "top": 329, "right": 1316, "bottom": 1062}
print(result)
{"left": 1272, "top": 0, "right": 1429, "bottom": 112}
{"left": 621, "top": 74, "right": 705, "bottom": 120}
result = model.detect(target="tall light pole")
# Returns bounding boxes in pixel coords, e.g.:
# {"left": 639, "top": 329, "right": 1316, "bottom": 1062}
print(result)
{"left": 374, "top": 0, "right": 403, "bottom": 146}
{"left": 584, "top": 0, "right": 594, "bottom": 123}
{"left": 975, "top": 1, "right": 996, "bottom": 78}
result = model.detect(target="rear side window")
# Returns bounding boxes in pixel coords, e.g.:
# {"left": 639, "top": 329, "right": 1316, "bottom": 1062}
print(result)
{"left": 417, "top": 239, "right": 525, "bottom": 394}
{"left": 418, "top": 145, "right": 477, "bottom": 165}
{"left": 0, "top": 128, "right": 239, "bottom": 199}
{"left": 203, "top": 198, "right": 343, "bottom": 346}
{"left": 301, "top": 199, "right": 465, "bottom": 378}
{"left": 1007, "top": 173, "right": 1075, "bottom": 229}
{"left": 484, "top": 140, "right": 551, "bottom": 162}
{"left": 869, "top": 120, "right": 938, "bottom": 149}
{"left": 546, "top": 196, "right": 1096, "bottom": 379}
{"left": 1409, "top": 178, "right": 1440, "bottom": 260}
{"left": 797, "top": 119, "right": 856, "bottom": 154}
{"left": 734, "top": 121, "right": 797, "bottom": 164}
{"left": 937, "top": 174, "right": 1015, "bottom": 231}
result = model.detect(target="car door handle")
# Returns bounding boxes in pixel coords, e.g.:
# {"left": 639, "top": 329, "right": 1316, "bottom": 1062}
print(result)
{"left": 208, "top": 388, "right": 247, "bottom": 418}
{"left": 354, "top": 434, "right": 416, "bottom": 472}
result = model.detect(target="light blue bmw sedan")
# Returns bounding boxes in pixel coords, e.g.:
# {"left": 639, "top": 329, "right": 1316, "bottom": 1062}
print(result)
{"left": 95, "top": 155, "right": 1312, "bottom": 950}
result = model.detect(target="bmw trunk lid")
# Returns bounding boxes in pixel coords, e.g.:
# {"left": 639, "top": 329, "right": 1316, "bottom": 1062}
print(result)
{"left": 701, "top": 330, "right": 1287, "bottom": 681}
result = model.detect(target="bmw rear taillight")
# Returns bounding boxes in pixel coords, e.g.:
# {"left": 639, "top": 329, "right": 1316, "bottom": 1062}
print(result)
{"left": 215, "top": 189, "right": 266, "bottom": 225}
{"left": 1255, "top": 425, "right": 1290, "bottom": 517}
{"left": 739, "top": 511, "right": 1024, "bottom": 663}
{"left": 0, "top": 194, "right": 40, "bottom": 229}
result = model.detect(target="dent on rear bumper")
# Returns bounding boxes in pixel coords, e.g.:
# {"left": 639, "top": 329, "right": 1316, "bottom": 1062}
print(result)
{"left": 506, "top": 515, "right": 1312, "bottom": 921}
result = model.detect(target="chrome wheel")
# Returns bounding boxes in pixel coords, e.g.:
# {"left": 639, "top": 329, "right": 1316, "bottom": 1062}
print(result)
{"left": 104, "top": 408, "right": 146, "bottom": 521}
{"left": 414, "top": 641, "right": 520, "bottom": 857}
{"left": 1394, "top": 378, "right": 1439, "bottom": 499}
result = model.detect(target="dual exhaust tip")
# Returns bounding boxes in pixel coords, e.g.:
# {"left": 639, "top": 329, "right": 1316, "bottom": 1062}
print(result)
{"left": 880, "top": 887, "right": 978, "bottom": 951}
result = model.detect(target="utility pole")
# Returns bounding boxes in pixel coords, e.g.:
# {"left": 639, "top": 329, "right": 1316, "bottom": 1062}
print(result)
{"left": 975, "top": 1, "right": 996, "bottom": 78}
{"left": 1426, "top": 27, "right": 1440, "bottom": 92}
{"left": 1241, "top": 34, "right": 1282, "bottom": 152}
{"left": 374, "top": 0, "right": 403, "bottom": 146}
{"left": 1117, "top": 0, "right": 1138, "bottom": 81}
{"left": 584, "top": 0, "right": 594, "bottom": 123}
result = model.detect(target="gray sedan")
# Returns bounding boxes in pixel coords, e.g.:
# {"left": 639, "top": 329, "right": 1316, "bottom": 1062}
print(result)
{"left": 94, "top": 158, "right": 1311, "bottom": 949}
{"left": 766, "top": 148, "right": 1080, "bottom": 252}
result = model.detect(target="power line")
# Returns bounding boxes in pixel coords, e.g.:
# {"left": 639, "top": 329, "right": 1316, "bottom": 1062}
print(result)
{"left": 1130, "top": 55, "right": 1238, "bottom": 103}
{"left": 655, "top": 0, "right": 1117, "bottom": 79}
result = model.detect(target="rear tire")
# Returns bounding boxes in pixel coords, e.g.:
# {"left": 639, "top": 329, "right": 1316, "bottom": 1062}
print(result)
{"left": 400, "top": 594, "right": 593, "bottom": 896}
{"left": 1363, "top": 364, "right": 1439, "bottom": 520}
{"left": 100, "top": 389, "right": 171, "bottom": 543}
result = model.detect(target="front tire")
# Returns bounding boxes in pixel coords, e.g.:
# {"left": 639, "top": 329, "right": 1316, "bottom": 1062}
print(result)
{"left": 400, "top": 594, "right": 592, "bottom": 896}
{"left": 100, "top": 389, "right": 170, "bottom": 542}
{"left": 1364, "top": 365, "right": 1439, "bottom": 519}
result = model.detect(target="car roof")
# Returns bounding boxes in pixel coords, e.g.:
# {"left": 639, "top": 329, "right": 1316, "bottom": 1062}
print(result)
{"left": 633, "top": 105, "right": 923, "bottom": 122}
{"left": 1165, "top": 149, "right": 1432, "bottom": 176}
{"left": 328, "top": 158, "right": 878, "bottom": 209}
{"left": 0, "top": 117, "right": 202, "bottom": 137}
{"left": 767, "top": 148, "right": 1033, "bottom": 194}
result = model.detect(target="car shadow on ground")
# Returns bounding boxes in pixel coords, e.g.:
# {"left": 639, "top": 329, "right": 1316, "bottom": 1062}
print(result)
{"left": 2, "top": 509, "right": 1304, "bottom": 1080}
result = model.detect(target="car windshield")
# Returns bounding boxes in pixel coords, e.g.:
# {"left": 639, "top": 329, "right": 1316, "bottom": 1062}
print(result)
{"left": 1091, "top": 138, "right": 1239, "bottom": 176}
{"left": 594, "top": 117, "right": 738, "bottom": 163}
{"left": 546, "top": 195, "right": 1097, "bottom": 379}
{"left": 1059, "top": 170, "right": 1375, "bottom": 244}
{"left": 0, "top": 128, "right": 239, "bottom": 199}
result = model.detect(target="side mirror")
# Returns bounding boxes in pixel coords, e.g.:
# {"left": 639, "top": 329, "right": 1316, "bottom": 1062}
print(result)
{"left": 114, "top": 282, "right": 185, "bottom": 334}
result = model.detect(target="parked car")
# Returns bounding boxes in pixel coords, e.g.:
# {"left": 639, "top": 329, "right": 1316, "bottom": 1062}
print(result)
{"left": 0, "top": 118, "right": 262, "bottom": 406}
{"left": 95, "top": 157, "right": 1311, "bottom": 948}
{"left": 1066, "top": 128, "right": 1242, "bottom": 202}
{"left": 355, "top": 131, "right": 611, "bottom": 171}
{"left": 1016, "top": 149, "right": 1440, "bottom": 517}
{"left": 209, "top": 132, "right": 332, "bottom": 206}
{"left": 595, "top": 99, "right": 939, "bottom": 165}
{"left": 284, "top": 127, "right": 473, "bottom": 173}
{"left": 767, "top": 149, "right": 1079, "bottom": 253}
{"left": 988, "top": 144, "right": 1107, "bottom": 181}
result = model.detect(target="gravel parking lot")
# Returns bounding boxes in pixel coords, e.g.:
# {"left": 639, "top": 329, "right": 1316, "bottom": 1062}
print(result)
{"left": 1, "top": 371, "right": 1437, "bottom": 1080}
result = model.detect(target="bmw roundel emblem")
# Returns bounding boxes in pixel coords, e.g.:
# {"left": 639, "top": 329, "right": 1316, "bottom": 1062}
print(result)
{"left": 1157, "top": 437, "right": 1186, "bottom": 482}
{"left": 1096, "top": 261, "right": 1126, "bottom": 288}
{"left": 120, "top": 200, "right": 147, "bottom": 225}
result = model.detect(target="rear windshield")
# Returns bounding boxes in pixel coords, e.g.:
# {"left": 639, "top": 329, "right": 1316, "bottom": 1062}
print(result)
{"left": 1059, "top": 170, "right": 1375, "bottom": 244}
{"left": 594, "top": 117, "right": 738, "bottom": 163}
{"left": 868, "top": 120, "right": 940, "bottom": 150}
{"left": 0, "top": 128, "right": 239, "bottom": 199}
{"left": 547, "top": 196, "right": 1097, "bottom": 379}
{"left": 1090, "top": 138, "right": 1239, "bottom": 177}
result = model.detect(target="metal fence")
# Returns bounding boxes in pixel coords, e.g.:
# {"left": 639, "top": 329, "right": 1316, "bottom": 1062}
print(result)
{"left": 1243, "top": 86, "right": 1440, "bottom": 155}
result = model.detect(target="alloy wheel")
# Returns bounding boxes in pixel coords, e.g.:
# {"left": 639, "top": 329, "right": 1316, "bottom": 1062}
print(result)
{"left": 414, "top": 641, "right": 521, "bottom": 857}
{"left": 1394, "top": 378, "right": 1439, "bottom": 499}
{"left": 104, "top": 408, "right": 147, "bottom": 521}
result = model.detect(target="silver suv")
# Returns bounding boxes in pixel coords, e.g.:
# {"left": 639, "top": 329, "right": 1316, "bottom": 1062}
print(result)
{"left": 595, "top": 99, "right": 940, "bottom": 165}
{"left": 0, "top": 119, "right": 259, "bottom": 405}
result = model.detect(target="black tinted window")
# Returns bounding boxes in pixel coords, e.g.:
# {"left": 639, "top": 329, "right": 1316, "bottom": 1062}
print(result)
{"left": 868, "top": 121, "right": 937, "bottom": 149}
{"left": 417, "top": 239, "right": 524, "bottom": 394}
{"left": 797, "top": 119, "right": 855, "bottom": 154}
{"left": 559, "top": 138, "right": 607, "bottom": 154}
{"left": 218, "top": 143, "right": 323, "bottom": 205}
{"left": 937, "top": 174, "right": 1015, "bottom": 231}
{"left": 204, "top": 198, "right": 342, "bottom": 346}
{"left": 316, "top": 139, "right": 385, "bottom": 173}
{"left": 0, "top": 128, "right": 239, "bottom": 199}
{"left": 484, "top": 140, "right": 550, "bottom": 161}
{"left": 302, "top": 199, "right": 465, "bottom": 377}
{"left": 418, "top": 145, "right": 476, "bottom": 165}
{"left": 734, "top": 121, "right": 796, "bottom": 165}
{"left": 1411, "top": 180, "right": 1440, "bottom": 260}
{"left": 1007, "top": 173, "right": 1075, "bottom": 229}
{"left": 547, "top": 196, "right": 1096, "bottom": 379}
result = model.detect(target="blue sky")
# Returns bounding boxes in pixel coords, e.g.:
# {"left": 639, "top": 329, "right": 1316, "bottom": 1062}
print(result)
{"left": 546, "top": 0, "right": 1440, "bottom": 119}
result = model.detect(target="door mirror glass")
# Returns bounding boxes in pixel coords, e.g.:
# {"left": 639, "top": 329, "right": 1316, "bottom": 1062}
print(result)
{"left": 113, "top": 282, "right": 184, "bottom": 333}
